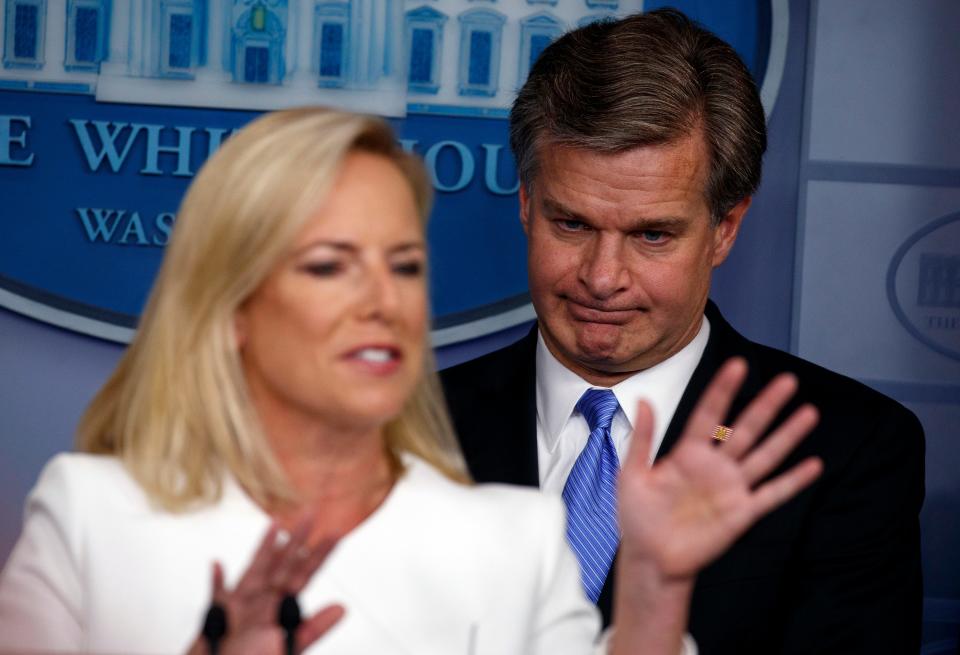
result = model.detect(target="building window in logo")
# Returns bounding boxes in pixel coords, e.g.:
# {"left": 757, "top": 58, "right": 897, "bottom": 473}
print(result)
{"left": 65, "top": 0, "right": 110, "bottom": 72}
{"left": 169, "top": 14, "right": 192, "bottom": 67}
{"left": 74, "top": 7, "right": 99, "bottom": 60}
{"left": 231, "top": 2, "right": 285, "bottom": 85}
{"left": 157, "top": 0, "right": 208, "bottom": 79}
{"left": 314, "top": 1, "right": 349, "bottom": 88}
{"left": 468, "top": 30, "right": 490, "bottom": 84}
{"left": 405, "top": 5, "right": 446, "bottom": 95}
{"left": 519, "top": 12, "right": 562, "bottom": 83}
{"left": 410, "top": 28, "right": 432, "bottom": 81}
{"left": 528, "top": 34, "right": 550, "bottom": 66}
{"left": 4, "top": 0, "right": 47, "bottom": 69}
{"left": 244, "top": 44, "right": 268, "bottom": 82}
{"left": 918, "top": 253, "right": 960, "bottom": 309}
{"left": 320, "top": 24, "right": 343, "bottom": 74}
{"left": 458, "top": 8, "right": 505, "bottom": 97}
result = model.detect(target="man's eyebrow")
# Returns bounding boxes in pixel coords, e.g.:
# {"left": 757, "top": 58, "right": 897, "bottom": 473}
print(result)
{"left": 541, "top": 197, "right": 589, "bottom": 222}
{"left": 625, "top": 217, "right": 688, "bottom": 232}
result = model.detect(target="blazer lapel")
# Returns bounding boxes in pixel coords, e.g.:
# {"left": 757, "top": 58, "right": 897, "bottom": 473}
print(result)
{"left": 309, "top": 466, "right": 487, "bottom": 654}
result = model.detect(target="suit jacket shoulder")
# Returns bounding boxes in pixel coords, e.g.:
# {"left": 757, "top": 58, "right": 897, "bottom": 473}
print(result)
{"left": 661, "top": 302, "right": 922, "bottom": 460}
{"left": 672, "top": 302, "right": 925, "bottom": 654}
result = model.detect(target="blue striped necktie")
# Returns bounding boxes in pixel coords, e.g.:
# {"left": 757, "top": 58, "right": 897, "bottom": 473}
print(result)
{"left": 562, "top": 388, "right": 621, "bottom": 602}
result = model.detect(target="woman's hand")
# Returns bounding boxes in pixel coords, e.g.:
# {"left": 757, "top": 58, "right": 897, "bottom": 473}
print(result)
{"left": 618, "top": 357, "right": 823, "bottom": 579}
{"left": 186, "top": 519, "right": 344, "bottom": 655}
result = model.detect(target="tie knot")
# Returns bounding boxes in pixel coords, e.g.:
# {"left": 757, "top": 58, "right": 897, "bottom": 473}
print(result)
{"left": 576, "top": 388, "right": 619, "bottom": 433}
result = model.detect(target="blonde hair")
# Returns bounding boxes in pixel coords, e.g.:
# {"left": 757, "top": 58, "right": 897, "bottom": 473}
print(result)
{"left": 78, "top": 107, "right": 470, "bottom": 511}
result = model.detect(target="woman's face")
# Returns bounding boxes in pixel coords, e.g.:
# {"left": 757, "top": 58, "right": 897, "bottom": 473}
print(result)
{"left": 236, "top": 152, "right": 428, "bottom": 434}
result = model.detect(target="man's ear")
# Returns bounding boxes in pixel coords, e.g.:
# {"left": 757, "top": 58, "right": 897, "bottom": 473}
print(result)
{"left": 711, "top": 196, "right": 751, "bottom": 267}
{"left": 518, "top": 182, "right": 532, "bottom": 236}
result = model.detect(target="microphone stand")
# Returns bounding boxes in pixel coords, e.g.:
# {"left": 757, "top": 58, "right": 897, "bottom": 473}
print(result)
{"left": 278, "top": 594, "right": 302, "bottom": 655}
{"left": 202, "top": 603, "right": 227, "bottom": 655}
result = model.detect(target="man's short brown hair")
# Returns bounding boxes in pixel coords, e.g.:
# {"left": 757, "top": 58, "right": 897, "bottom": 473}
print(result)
{"left": 509, "top": 9, "right": 766, "bottom": 223}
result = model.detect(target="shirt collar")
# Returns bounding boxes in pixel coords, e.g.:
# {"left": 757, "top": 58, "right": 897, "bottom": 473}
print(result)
{"left": 536, "top": 316, "right": 711, "bottom": 454}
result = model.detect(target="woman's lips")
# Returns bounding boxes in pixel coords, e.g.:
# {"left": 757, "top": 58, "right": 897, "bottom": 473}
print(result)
{"left": 343, "top": 346, "right": 403, "bottom": 375}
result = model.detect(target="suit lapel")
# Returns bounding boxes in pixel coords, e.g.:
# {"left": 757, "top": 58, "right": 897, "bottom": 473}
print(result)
{"left": 451, "top": 327, "right": 540, "bottom": 487}
{"left": 492, "top": 327, "right": 540, "bottom": 486}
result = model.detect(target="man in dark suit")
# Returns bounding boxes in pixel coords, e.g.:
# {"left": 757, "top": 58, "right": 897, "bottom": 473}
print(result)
{"left": 441, "top": 10, "right": 924, "bottom": 654}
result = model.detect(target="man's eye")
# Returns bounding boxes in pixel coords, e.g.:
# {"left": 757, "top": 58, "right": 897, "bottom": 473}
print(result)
{"left": 558, "top": 219, "right": 588, "bottom": 231}
{"left": 641, "top": 230, "right": 667, "bottom": 243}
{"left": 393, "top": 261, "right": 423, "bottom": 276}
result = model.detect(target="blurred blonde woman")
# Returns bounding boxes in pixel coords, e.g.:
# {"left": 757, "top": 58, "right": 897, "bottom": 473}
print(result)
{"left": 0, "top": 108, "right": 822, "bottom": 655}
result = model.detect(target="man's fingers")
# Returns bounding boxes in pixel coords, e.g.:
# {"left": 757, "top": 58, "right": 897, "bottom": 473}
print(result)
{"left": 726, "top": 373, "right": 799, "bottom": 459}
{"left": 679, "top": 358, "right": 747, "bottom": 452}
{"left": 741, "top": 404, "right": 819, "bottom": 485}
{"left": 297, "top": 604, "right": 346, "bottom": 652}
{"left": 750, "top": 457, "right": 823, "bottom": 518}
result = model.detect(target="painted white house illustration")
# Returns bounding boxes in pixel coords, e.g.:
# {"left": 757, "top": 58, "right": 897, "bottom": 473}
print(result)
{"left": 0, "top": 0, "right": 643, "bottom": 116}
{"left": 403, "top": 0, "right": 641, "bottom": 116}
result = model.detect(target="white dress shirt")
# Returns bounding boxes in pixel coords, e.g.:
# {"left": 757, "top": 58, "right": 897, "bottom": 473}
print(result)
{"left": 536, "top": 316, "right": 710, "bottom": 493}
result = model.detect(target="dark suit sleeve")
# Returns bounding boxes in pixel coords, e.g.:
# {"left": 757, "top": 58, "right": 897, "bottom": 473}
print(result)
{"left": 778, "top": 400, "right": 924, "bottom": 654}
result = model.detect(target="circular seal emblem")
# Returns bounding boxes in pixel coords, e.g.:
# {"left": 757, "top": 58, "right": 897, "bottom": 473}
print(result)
{"left": 887, "top": 211, "right": 960, "bottom": 362}
{"left": 0, "top": 1, "right": 784, "bottom": 346}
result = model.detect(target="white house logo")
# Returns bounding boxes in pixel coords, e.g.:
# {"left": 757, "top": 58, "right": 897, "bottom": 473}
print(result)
{"left": 0, "top": 0, "right": 785, "bottom": 346}
{"left": 887, "top": 211, "right": 960, "bottom": 362}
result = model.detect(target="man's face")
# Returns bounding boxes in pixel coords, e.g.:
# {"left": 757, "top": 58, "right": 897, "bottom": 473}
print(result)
{"left": 520, "top": 130, "right": 749, "bottom": 386}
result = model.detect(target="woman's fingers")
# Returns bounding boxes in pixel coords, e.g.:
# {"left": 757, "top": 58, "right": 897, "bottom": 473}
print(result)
{"left": 677, "top": 358, "right": 747, "bottom": 453}
{"left": 211, "top": 560, "right": 227, "bottom": 603}
{"left": 286, "top": 537, "right": 339, "bottom": 594}
{"left": 741, "top": 404, "right": 819, "bottom": 485}
{"left": 268, "top": 519, "right": 312, "bottom": 592}
{"left": 622, "top": 400, "right": 655, "bottom": 477}
{"left": 235, "top": 523, "right": 282, "bottom": 592}
{"left": 203, "top": 521, "right": 341, "bottom": 654}
{"left": 725, "top": 373, "right": 799, "bottom": 459}
{"left": 235, "top": 516, "right": 314, "bottom": 597}
{"left": 296, "top": 604, "right": 346, "bottom": 653}
{"left": 749, "top": 457, "right": 823, "bottom": 519}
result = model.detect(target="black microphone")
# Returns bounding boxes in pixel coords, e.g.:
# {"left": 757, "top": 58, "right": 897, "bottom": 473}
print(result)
{"left": 278, "top": 594, "right": 302, "bottom": 655}
{"left": 202, "top": 603, "right": 228, "bottom": 655}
